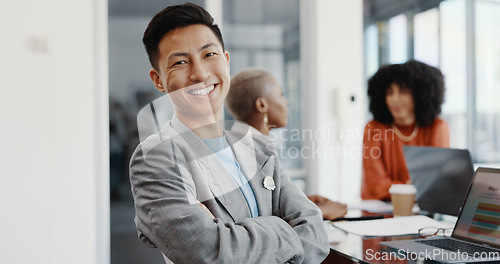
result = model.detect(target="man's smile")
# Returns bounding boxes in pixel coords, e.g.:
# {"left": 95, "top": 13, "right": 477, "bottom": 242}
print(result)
{"left": 186, "top": 83, "right": 217, "bottom": 96}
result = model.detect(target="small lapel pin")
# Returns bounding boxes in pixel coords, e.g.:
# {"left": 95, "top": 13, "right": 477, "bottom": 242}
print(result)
{"left": 263, "top": 176, "right": 276, "bottom": 191}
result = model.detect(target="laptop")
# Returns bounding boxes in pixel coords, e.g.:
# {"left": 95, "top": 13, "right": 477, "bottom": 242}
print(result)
{"left": 404, "top": 146, "right": 474, "bottom": 216}
{"left": 381, "top": 167, "right": 500, "bottom": 263}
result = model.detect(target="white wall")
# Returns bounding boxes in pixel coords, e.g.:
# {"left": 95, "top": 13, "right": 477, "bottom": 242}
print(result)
{"left": 0, "top": 0, "right": 109, "bottom": 263}
{"left": 301, "top": 0, "right": 365, "bottom": 202}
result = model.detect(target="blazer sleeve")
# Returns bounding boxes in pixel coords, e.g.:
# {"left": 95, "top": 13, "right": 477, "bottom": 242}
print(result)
{"left": 130, "top": 139, "right": 326, "bottom": 264}
{"left": 272, "top": 157, "right": 330, "bottom": 264}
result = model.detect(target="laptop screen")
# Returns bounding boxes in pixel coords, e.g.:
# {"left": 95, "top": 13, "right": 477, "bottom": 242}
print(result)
{"left": 453, "top": 167, "right": 500, "bottom": 248}
{"left": 404, "top": 146, "right": 474, "bottom": 216}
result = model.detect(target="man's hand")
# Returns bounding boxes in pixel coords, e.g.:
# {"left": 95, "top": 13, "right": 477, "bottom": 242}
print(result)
{"left": 307, "top": 195, "right": 347, "bottom": 220}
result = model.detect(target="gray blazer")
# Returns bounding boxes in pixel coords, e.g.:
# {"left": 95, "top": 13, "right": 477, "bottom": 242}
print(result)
{"left": 129, "top": 116, "right": 329, "bottom": 263}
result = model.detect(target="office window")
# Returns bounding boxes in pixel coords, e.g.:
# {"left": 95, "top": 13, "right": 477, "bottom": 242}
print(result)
{"left": 364, "top": 0, "right": 500, "bottom": 164}
{"left": 414, "top": 8, "right": 440, "bottom": 67}
{"left": 440, "top": 0, "right": 467, "bottom": 149}
{"left": 223, "top": 0, "right": 304, "bottom": 179}
{"left": 475, "top": 0, "right": 500, "bottom": 162}
{"left": 388, "top": 14, "right": 408, "bottom": 64}
{"left": 365, "top": 24, "right": 379, "bottom": 78}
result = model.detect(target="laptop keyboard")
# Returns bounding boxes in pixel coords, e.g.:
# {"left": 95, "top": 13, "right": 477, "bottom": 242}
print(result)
{"left": 416, "top": 238, "right": 500, "bottom": 255}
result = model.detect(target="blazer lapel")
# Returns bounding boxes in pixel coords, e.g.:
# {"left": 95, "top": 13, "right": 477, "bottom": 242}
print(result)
{"left": 169, "top": 117, "right": 252, "bottom": 221}
{"left": 225, "top": 122, "right": 274, "bottom": 216}
{"left": 248, "top": 156, "right": 274, "bottom": 216}
{"left": 197, "top": 153, "right": 252, "bottom": 221}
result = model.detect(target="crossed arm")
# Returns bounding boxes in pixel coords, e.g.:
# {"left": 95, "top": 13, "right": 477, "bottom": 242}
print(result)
{"left": 129, "top": 141, "right": 329, "bottom": 263}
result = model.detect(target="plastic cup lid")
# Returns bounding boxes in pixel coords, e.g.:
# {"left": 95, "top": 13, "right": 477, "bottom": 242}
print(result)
{"left": 389, "top": 184, "right": 416, "bottom": 194}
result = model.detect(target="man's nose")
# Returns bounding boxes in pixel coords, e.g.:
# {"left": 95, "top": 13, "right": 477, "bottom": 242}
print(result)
{"left": 189, "top": 60, "right": 210, "bottom": 82}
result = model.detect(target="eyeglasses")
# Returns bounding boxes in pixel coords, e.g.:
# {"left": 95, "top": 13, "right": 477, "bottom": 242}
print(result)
{"left": 418, "top": 227, "right": 453, "bottom": 238}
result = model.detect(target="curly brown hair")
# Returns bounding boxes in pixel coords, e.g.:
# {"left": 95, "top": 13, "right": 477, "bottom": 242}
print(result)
{"left": 367, "top": 60, "right": 445, "bottom": 126}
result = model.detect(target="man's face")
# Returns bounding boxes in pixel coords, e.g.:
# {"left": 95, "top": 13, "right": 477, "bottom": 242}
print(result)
{"left": 150, "top": 24, "right": 230, "bottom": 120}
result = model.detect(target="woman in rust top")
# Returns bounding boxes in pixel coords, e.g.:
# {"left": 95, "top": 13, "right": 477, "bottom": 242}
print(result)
{"left": 361, "top": 60, "right": 450, "bottom": 200}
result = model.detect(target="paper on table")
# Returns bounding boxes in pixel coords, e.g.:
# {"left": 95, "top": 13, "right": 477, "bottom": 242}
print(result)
{"left": 348, "top": 199, "right": 420, "bottom": 213}
{"left": 323, "top": 221, "right": 347, "bottom": 243}
{"left": 348, "top": 199, "right": 392, "bottom": 212}
{"left": 332, "top": 215, "right": 455, "bottom": 237}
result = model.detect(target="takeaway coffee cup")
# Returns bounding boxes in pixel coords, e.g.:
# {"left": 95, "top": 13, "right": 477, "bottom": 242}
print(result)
{"left": 389, "top": 184, "right": 416, "bottom": 217}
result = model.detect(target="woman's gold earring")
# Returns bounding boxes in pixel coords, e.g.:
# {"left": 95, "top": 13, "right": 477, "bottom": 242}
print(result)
{"left": 263, "top": 113, "right": 269, "bottom": 127}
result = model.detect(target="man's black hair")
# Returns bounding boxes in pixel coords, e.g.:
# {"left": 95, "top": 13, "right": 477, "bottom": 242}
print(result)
{"left": 142, "top": 3, "right": 225, "bottom": 70}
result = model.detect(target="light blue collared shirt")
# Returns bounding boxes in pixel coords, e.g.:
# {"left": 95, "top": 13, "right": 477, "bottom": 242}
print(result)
{"left": 203, "top": 136, "right": 259, "bottom": 218}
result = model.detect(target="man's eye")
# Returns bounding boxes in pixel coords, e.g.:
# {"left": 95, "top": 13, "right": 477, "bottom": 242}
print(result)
{"left": 172, "top": 60, "right": 186, "bottom": 67}
{"left": 205, "top": 52, "right": 215, "bottom": 58}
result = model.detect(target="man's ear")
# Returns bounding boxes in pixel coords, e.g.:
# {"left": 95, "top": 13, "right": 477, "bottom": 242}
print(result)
{"left": 224, "top": 51, "right": 230, "bottom": 69}
{"left": 149, "top": 69, "right": 165, "bottom": 93}
{"left": 254, "top": 97, "right": 268, "bottom": 113}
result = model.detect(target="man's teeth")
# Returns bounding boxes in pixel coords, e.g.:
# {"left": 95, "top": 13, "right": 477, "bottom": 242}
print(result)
{"left": 189, "top": 85, "right": 215, "bottom": 95}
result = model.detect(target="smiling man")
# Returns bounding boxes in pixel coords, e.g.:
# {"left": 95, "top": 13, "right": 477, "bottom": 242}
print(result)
{"left": 149, "top": 23, "right": 230, "bottom": 133}
{"left": 129, "top": 3, "right": 329, "bottom": 263}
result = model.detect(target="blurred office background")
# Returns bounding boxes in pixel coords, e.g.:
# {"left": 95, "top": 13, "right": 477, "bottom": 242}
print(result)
{"left": 1, "top": 0, "right": 499, "bottom": 263}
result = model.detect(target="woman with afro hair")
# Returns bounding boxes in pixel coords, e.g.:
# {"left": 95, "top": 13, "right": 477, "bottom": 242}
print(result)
{"left": 361, "top": 60, "right": 450, "bottom": 200}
